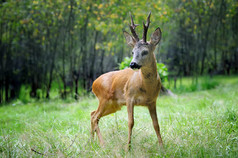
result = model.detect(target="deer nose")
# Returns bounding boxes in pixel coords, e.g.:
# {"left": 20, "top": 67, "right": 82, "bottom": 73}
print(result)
{"left": 130, "top": 62, "right": 141, "bottom": 69}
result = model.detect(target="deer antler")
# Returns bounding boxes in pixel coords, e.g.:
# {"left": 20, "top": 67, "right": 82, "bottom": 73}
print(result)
{"left": 143, "top": 11, "right": 151, "bottom": 43}
{"left": 129, "top": 13, "right": 139, "bottom": 42}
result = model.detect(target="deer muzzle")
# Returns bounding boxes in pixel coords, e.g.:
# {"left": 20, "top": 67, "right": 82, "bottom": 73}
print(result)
{"left": 130, "top": 62, "right": 141, "bottom": 69}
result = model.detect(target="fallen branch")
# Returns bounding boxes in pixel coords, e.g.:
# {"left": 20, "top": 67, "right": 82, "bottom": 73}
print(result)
{"left": 31, "top": 148, "right": 45, "bottom": 156}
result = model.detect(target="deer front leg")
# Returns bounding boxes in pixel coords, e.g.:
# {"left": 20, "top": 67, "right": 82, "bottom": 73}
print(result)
{"left": 91, "top": 111, "right": 96, "bottom": 139}
{"left": 148, "top": 103, "right": 163, "bottom": 146}
{"left": 127, "top": 100, "right": 134, "bottom": 150}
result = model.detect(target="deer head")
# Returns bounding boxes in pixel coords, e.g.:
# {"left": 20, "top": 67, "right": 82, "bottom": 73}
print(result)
{"left": 123, "top": 12, "right": 162, "bottom": 69}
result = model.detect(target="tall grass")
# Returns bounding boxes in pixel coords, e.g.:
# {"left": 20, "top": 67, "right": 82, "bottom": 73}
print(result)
{"left": 0, "top": 76, "right": 238, "bottom": 157}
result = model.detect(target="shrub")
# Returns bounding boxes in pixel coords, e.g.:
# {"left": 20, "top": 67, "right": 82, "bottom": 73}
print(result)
{"left": 118, "top": 56, "right": 168, "bottom": 82}
{"left": 19, "top": 85, "right": 31, "bottom": 104}
{"left": 201, "top": 77, "right": 219, "bottom": 90}
{"left": 157, "top": 63, "right": 168, "bottom": 82}
{"left": 118, "top": 57, "right": 132, "bottom": 70}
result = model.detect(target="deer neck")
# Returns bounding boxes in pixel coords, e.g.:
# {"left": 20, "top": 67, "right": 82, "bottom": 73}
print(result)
{"left": 140, "top": 54, "right": 158, "bottom": 86}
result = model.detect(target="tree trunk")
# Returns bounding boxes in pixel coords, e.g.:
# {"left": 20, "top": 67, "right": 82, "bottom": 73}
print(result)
{"left": 174, "top": 76, "right": 177, "bottom": 89}
{"left": 200, "top": 15, "right": 213, "bottom": 75}
{"left": 234, "top": 50, "right": 238, "bottom": 73}
{"left": 0, "top": 87, "right": 2, "bottom": 104}
{"left": 5, "top": 79, "right": 9, "bottom": 102}
{"left": 30, "top": 77, "right": 37, "bottom": 98}
{"left": 46, "top": 71, "right": 53, "bottom": 99}
{"left": 90, "top": 31, "right": 98, "bottom": 80}
{"left": 61, "top": 27, "right": 67, "bottom": 99}
{"left": 61, "top": 54, "right": 67, "bottom": 99}
{"left": 75, "top": 78, "right": 79, "bottom": 100}
{"left": 100, "top": 50, "right": 105, "bottom": 75}
{"left": 60, "top": 74, "right": 67, "bottom": 99}
{"left": 213, "top": 24, "right": 217, "bottom": 71}
{"left": 46, "top": 34, "right": 59, "bottom": 99}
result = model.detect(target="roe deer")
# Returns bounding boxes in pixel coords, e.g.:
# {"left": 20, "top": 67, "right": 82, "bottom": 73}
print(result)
{"left": 91, "top": 12, "right": 163, "bottom": 149}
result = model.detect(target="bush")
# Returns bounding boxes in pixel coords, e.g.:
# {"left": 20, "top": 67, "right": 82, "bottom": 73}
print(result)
{"left": 119, "top": 56, "right": 168, "bottom": 82}
{"left": 201, "top": 77, "right": 219, "bottom": 90}
{"left": 157, "top": 63, "right": 168, "bottom": 82}
{"left": 118, "top": 57, "right": 132, "bottom": 70}
{"left": 19, "top": 85, "right": 31, "bottom": 104}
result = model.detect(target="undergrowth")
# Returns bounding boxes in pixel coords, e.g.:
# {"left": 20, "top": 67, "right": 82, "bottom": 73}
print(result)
{"left": 0, "top": 76, "right": 238, "bottom": 157}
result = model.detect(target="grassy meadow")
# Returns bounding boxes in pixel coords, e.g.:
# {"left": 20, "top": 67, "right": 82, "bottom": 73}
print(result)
{"left": 0, "top": 76, "right": 238, "bottom": 157}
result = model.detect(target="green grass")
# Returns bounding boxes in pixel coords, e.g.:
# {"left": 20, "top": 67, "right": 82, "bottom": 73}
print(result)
{"left": 164, "top": 75, "right": 238, "bottom": 93}
{"left": 0, "top": 76, "right": 238, "bottom": 157}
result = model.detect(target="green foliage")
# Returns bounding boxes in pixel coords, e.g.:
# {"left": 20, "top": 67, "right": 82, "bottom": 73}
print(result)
{"left": 118, "top": 56, "right": 132, "bottom": 70}
{"left": 0, "top": 76, "right": 238, "bottom": 157}
{"left": 201, "top": 77, "right": 219, "bottom": 90}
{"left": 119, "top": 56, "right": 169, "bottom": 82}
{"left": 19, "top": 86, "right": 31, "bottom": 104}
{"left": 157, "top": 63, "right": 168, "bottom": 82}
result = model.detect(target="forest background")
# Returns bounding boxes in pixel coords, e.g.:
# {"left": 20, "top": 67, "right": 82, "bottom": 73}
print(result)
{"left": 0, "top": 0, "right": 237, "bottom": 102}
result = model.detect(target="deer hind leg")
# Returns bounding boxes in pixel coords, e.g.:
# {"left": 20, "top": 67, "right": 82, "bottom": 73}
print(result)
{"left": 91, "top": 99, "right": 120, "bottom": 146}
{"left": 148, "top": 103, "right": 163, "bottom": 146}
{"left": 91, "top": 103, "right": 105, "bottom": 146}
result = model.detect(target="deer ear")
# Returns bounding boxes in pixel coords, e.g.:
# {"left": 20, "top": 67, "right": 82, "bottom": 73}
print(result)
{"left": 123, "top": 31, "right": 136, "bottom": 47}
{"left": 150, "top": 27, "right": 162, "bottom": 46}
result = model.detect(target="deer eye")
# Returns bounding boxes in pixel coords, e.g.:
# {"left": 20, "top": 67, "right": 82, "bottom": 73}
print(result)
{"left": 142, "top": 51, "right": 148, "bottom": 56}
{"left": 132, "top": 51, "right": 134, "bottom": 55}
